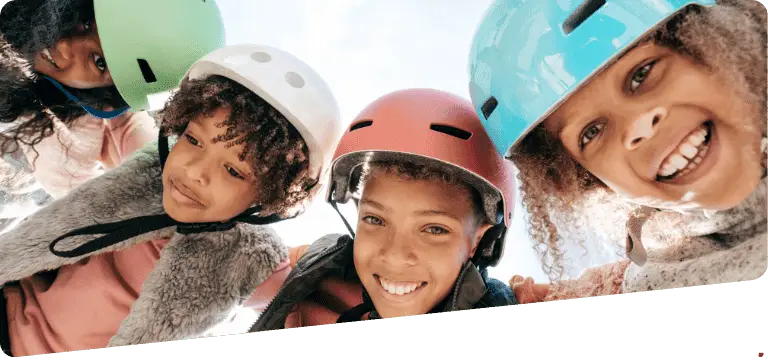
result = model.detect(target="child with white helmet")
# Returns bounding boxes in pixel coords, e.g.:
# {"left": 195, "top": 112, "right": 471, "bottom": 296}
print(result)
{"left": 0, "top": 0, "right": 226, "bottom": 233}
{"left": 248, "top": 88, "right": 519, "bottom": 331}
{"left": 0, "top": 44, "right": 346, "bottom": 355}
{"left": 468, "top": 0, "right": 766, "bottom": 301}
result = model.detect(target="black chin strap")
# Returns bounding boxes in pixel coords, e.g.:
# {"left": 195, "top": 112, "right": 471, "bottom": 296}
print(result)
{"left": 48, "top": 132, "right": 292, "bottom": 258}
{"left": 49, "top": 207, "right": 286, "bottom": 258}
{"left": 336, "top": 288, "right": 374, "bottom": 323}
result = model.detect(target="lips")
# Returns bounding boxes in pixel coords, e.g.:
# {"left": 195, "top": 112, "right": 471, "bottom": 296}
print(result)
{"left": 40, "top": 48, "right": 59, "bottom": 69}
{"left": 169, "top": 179, "right": 205, "bottom": 206}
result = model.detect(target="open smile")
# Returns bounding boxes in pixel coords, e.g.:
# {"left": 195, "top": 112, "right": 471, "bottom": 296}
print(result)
{"left": 40, "top": 48, "right": 60, "bottom": 69}
{"left": 373, "top": 274, "right": 427, "bottom": 303}
{"left": 169, "top": 179, "right": 205, "bottom": 207}
{"left": 655, "top": 121, "right": 718, "bottom": 185}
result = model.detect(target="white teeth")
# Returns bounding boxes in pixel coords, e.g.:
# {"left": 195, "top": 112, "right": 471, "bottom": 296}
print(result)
{"left": 659, "top": 164, "right": 676, "bottom": 177}
{"left": 379, "top": 276, "right": 421, "bottom": 296}
{"left": 41, "top": 49, "right": 57, "bottom": 66}
{"left": 669, "top": 154, "right": 689, "bottom": 169}
{"left": 657, "top": 124, "right": 711, "bottom": 179}
{"left": 679, "top": 143, "right": 698, "bottom": 159}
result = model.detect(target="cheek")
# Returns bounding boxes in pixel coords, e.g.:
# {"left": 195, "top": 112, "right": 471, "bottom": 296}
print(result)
{"left": 424, "top": 240, "right": 470, "bottom": 278}
{"left": 352, "top": 236, "right": 379, "bottom": 271}
{"left": 207, "top": 179, "right": 258, "bottom": 218}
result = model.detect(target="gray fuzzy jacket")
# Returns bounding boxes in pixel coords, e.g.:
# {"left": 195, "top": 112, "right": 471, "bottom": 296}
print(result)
{"left": 0, "top": 140, "right": 288, "bottom": 347}
{"left": 623, "top": 176, "right": 767, "bottom": 292}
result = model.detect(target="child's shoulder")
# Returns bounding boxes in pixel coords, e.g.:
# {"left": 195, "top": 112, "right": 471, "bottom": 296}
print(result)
{"left": 483, "top": 277, "right": 520, "bottom": 306}
{"left": 292, "top": 233, "right": 351, "bottom": 265}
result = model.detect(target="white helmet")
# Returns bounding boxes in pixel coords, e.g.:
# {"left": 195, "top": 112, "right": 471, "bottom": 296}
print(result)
{"left": 183, "top": 44, "right": 345, "bottom": 188}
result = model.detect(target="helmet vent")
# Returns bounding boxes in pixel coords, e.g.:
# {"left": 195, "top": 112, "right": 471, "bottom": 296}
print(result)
{"left": 563, "top": 0, "right": 606, "bottom": 35}
{"left": 137, "top": 59, "right": 157, "bottom": 83}
{"left": 430, "top": 124, "right": 471, "bottom": 140}
{"left": 481, "top": 96, "right": 498, "bottom": 119}
{"left": 349, "top": 120, "right": 373, "bottom": 132}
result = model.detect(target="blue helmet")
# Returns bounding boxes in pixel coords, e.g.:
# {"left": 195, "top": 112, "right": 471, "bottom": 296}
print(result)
{"left": 468, "top": 0, "right": 717, "bottom": 157}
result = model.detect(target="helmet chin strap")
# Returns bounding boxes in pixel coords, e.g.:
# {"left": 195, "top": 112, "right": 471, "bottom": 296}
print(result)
{"left": 48, "top": 132, "right": 293, "bottom": 258}
{"left": 42, "top": 76, "right": 131, "bottom": 119}
{"left": 471, "top": 223, "right": 506, "bottom": 269}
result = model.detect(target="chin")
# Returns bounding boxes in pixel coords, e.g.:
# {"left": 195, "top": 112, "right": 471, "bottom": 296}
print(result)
{"left": 162, "top": 195, "right": 195, "bottom": 223}
{"left": 374, "top": 306, "right": 425, "bottom": 319}
{"left": 703, "top": 177, "right": 762, "bottom": 211}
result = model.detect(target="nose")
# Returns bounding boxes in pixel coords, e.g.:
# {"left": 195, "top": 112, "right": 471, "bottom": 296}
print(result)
{"left": 624, "top": 106, "right": 667, "bottom": 150}
{"left": 183, "top": 157, "right": 211, "bottom": 187}
{"left": 379, "top": 232, "right": 418, "bottom": 268}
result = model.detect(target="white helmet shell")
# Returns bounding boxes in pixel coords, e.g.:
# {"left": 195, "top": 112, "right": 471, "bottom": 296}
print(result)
{"left": 184, "top": 44, "right": 345, "bottom": 186}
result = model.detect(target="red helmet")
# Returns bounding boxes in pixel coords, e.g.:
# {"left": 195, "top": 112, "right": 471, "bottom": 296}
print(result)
{"left": 327, "top": 88, "right": 516, "bottom": 267}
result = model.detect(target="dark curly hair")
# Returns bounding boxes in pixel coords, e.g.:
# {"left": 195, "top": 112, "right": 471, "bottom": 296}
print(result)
{"left": 158, "top": 75, "right": 315, "bottom": 218}
{"left": 510, "top": 0, "right": 767, "bottom": 283}
{"left": 0, "top": 0, "right": 127, "bottom": 157}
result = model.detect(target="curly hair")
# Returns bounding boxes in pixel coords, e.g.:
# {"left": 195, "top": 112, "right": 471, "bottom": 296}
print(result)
{"left": 0, "top": 0, "right": 127, "bottom": 157}
{"left": 357, "top": 159, "right": 487, "bottom": 231}
{"left": 510, "top": 0, "right": 767, "bottom": 283}
{"left": 158, "top": 75, "right": 315, "bottom": 218}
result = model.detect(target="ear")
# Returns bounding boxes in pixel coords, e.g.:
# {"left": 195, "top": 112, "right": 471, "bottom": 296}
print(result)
{"left": 469, "top": 223, "right": 494, "bottom": 257}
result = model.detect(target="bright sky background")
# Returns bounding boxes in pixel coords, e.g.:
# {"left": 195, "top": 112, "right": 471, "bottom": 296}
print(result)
{"left": 215, "top": 0, "right": 616, "bottom": 283}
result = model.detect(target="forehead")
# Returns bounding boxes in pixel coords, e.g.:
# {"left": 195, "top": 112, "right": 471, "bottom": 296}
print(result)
{"left": 361, "top": 169, "right": 473, "bottom": 216}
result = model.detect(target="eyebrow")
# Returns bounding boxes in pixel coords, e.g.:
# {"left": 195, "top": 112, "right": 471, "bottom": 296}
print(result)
{"left": 185, "top": 120, "right": 207, "bottom": 141}
{"left": 188, "top": 120, "right": 252, "bottom": 167}
{"left": 413, "top": 209, "right": 461, "bottom": 221}
{"left": 360, "top": 198, "right": 461, "bottom": 221}
{"left": 359, "top": 198, "right": 388, "bottom": 211}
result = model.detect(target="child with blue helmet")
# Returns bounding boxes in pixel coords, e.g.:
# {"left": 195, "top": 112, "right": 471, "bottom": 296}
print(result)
{"left": 469, "top": 0, "right": 766, "bottom": 301}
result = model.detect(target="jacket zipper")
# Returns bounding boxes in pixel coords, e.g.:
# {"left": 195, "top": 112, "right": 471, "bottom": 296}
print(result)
{"left": 245, "top": 239, "right": 349, "bottom": 332}
{"left": 449, "top": 263, "right": 473, "bottom": 311}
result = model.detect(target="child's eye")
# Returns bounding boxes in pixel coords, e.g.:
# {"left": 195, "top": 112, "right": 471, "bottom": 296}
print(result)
{"left": 362, "top": 215, "right": 383, "bottom": 226}
{"left": 579, "top": 122, "right": 604, "bottom": 149}
{"left": 184, "top": 134, "right": 200, "bottom": 146}
{"left": 93, "top": 53, "right": 107, "bottom": 72}
{"left": 629, "top": 60, "right": 657, "bottom": 92}
{"left": 424, "top": 226, "right": 449, "bottom": 235}
{"left": 225, "top": 165, "right": 245, "bottom": 180}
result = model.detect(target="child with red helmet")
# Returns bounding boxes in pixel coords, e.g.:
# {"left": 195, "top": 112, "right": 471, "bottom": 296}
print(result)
{"left": 248, "top": 88, "right": 519, "bottom": 330}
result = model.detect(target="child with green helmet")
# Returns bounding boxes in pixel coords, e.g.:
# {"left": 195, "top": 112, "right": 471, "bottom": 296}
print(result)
{"left": 0, "top": 43, "right": 346, "bottom": 356}
{"left": 0, "top": 0, "right": 225, "bottom": 233}
{"left": 468, "top": 0, "right": 766, "bottom": 301}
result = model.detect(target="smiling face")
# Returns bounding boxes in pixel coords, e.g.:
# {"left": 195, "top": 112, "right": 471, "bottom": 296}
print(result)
{"left": 161, "top": 107, "right": 261, "bottom": 223}
{"left": 544, "top": 42, "right": 764, "bottom": 211}
{"left": 353, "top": 166, "right": 490, "bottom": 318}
{"left": 33, "top": 18, "right": 113, "bottom": 89}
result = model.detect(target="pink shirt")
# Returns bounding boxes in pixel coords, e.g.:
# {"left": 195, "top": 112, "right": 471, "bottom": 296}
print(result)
{"left": 1, "top": 111, "right": 162, "bottom": 356}
{"left": 3, "top": 241, "right": 292, "bottom": 356}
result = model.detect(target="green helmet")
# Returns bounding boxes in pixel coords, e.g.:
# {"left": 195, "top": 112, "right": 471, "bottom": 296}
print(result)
{"left": 93, "top": 0, "right": 226, "bottom": 111}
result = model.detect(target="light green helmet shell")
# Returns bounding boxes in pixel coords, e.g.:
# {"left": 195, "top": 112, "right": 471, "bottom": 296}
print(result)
{"left": 93, "top": 0, "right": 226, "bottom": 111}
